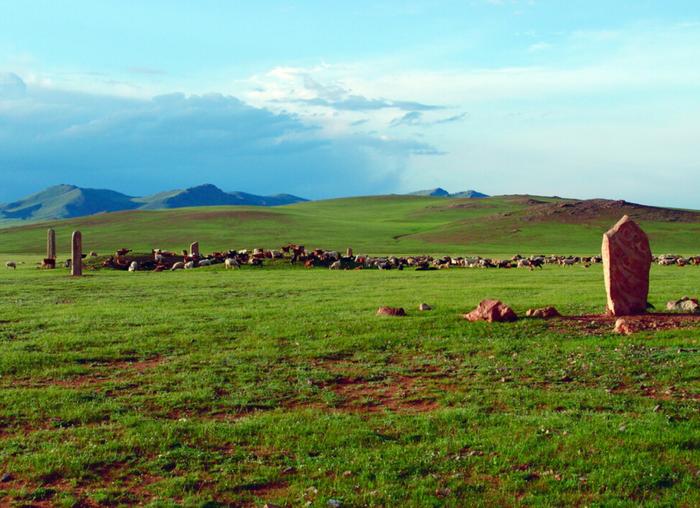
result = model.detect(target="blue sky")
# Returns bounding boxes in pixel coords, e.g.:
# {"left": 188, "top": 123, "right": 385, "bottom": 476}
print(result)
{"left": 1, "top": 1, "right": 699, "bottom": 206}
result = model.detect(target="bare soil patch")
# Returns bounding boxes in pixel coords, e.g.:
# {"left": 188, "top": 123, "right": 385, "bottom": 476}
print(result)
{"left": 551, "top": 313, "right": 700, "bottom": 335}
{"left": 7, "top": 356, "right": 165, "bottom": 390}
{"left": 520, "top": 199, "right": 700, "bottom": 224}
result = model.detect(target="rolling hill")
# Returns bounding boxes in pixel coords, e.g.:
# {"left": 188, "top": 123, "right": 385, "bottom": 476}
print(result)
{"left": 0, "top": 184, "right": 307, "bottom": 224}
{"left": 1, "top": 194, "right": 699, "bottom": 256}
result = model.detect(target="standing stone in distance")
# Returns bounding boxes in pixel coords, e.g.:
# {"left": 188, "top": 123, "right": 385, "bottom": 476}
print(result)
{"left": 190, "top": 242, "right": 200, "bottom": 258}
{"left": 602, "top": 215, "right": 652, "bottom": 316}
{"left": 47, "top": 228, "right": 56, "bottom": 260}
{"left": 71, "top": 231, "right": 82, "bottom": 277}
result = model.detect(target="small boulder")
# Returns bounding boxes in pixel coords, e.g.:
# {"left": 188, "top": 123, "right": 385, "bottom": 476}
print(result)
{"left": 666, "top": 297, "right": 700, "bottom": 314}
{"left": 418, "top": 303, "right": 432, "bottom": 311}
{"left": 464, "top": 300, "right": 517, "bottom": 323}
{"left": 525, "top": 307, "right": 561, "bottom": 319}
{"left": 377, "top": 306, "right": 406, "bottom": 317}
{"left": 614, "top": 318, "right": 636, "bottom": 335}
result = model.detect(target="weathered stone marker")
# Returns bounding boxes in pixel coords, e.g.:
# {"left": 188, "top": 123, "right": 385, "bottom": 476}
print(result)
{"left": 346, "top": 247, "right": 353, "bottom": 257}
{"left": 71, "top": 231, "right": 82, "bottom": 277}
{"left": 47, "top": 228, "right": 56, "bottom": 260}
{"left": 602, "top": 215, "right": 652, "bottom": 316}
{"left": 190, "top": 242, "right": 200, "bottom": 258}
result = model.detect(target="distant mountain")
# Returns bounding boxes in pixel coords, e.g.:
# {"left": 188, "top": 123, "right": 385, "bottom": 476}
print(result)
{"left": 0, "top": 184, "right": 308, "bottom": 222}
{"left": 0, "top": 184, "right": 139, "bottom": 221}
{"left": 409, "top": 187, "right": 489, "bottom": 198}
{"left": 136, "top": 184, "right": 304, "bottom": 209}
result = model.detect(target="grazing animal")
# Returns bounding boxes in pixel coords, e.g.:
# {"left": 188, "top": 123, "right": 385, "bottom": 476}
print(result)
{"left": 171, "top": 262, "right": 185, "bottom": 271}
{"left": 224, "top": 258, "right": 239, "bottom": 270}
{"left": 5, "top": 261, "right": 17, "bottom": 269}
{"left": 128, "top": 261, "right": 139, "bottom": 272}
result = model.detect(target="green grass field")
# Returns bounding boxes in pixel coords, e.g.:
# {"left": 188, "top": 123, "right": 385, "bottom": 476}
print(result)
{"left": 1, "top": 196, "right": 700, "bottom": 506}
{"left": 2, "top": 195, "right": 700, "bottom": 256}
{"left": 1, "top": 261, "right": 699, "bottom": 506}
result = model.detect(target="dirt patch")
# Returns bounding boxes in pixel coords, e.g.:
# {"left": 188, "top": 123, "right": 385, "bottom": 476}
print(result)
{"left": 8, "top": 356, "right": 165, "bottom": 389}
{"left": 551, "top": 313, "right": 700, "bottom": 335}
{"left": 520, "top": 199, "right": 700, "bottom": 224}
{"left": 325, "top": 375, "right": 441, "bottom": 413}
{"left": 235, "top": 479, "right": 289, "bottom": 498}
{"left": 0, "top": 465, "right": 162, "bottom": 507}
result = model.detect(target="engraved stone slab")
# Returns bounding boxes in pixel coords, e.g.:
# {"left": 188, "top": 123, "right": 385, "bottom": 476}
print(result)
{"left": 602, "top": 216, "right": 652, "bottom": 316}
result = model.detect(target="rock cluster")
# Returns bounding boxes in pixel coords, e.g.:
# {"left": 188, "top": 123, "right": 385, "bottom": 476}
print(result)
{"left": 666, "top": 297, "right": 699, "bottom": 314}
{"left": 376, "top": 306, "right": 406, "bottom": 317}
{"left": 464, "top": 300, "right": 517, "bottom": 323}
{"left": 525, "top": 307, "right": 562, "bottom": 319}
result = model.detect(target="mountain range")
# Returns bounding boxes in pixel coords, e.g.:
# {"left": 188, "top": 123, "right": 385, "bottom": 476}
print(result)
{"left": 0, "top": 184, "right": 489, "bottom": 223}
{"left": 0, "top": 184, "right": 307, "bottom": 222}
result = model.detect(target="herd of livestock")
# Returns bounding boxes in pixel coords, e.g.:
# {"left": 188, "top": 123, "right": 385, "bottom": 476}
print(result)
{"left": 3, "top": 247, "right": 699, "bottom": 272}
{"left": 83, "top": 245, "right": 700, "bottom": 272}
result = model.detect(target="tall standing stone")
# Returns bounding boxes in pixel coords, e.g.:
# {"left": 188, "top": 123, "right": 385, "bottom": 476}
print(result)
{"left": 47, "top": 228, "right": 56, "bottom": 260}
{"left": 190, "top": 242, "right": 200, "bottom": 258}
{"left": 346, "top": 247, "right": 353, "bottom": 258}
{"left": 602, "top": 215, "right": 652, "bottom": 316}
{"left": 71, "top": 231, "right": 82, "bottom": 277}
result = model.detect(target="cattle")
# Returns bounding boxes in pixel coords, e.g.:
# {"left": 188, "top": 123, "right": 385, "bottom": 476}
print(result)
{"left": 5, "top": 261, "right": 17, "bottom": 270}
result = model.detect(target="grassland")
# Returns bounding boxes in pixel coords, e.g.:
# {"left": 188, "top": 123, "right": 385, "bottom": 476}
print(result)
{"left": 1, "top": 262, "right": 699, "bottom": 506}
{"left": 2, "top": 195, "right": 700, "bottom": 256}
{"left": 1, "top": 195, "right": 699, "bottom": 506}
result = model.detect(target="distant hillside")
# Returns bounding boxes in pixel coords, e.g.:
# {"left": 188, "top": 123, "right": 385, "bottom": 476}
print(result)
{"left": 0, "top": 184, "right": 308, "bottom": 223}
{"left": 0, "top": 184, "right": 139, "bottom": 221}
{"left": 1, "top": 194, "right": 699, "bottom": 256}
{"left": 409, "top": 187, "right": 489, "bottom": 198}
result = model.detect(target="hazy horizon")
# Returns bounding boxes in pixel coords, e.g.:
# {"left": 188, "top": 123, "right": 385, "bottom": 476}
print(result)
{"left": 2, "top": 1, "right": 699, "bottom": 208}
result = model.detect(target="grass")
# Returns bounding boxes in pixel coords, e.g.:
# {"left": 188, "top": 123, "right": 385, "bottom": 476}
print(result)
{"left": 1, "top": 262, "right": 699, "bottom": 506}
{"left": 2, "top": 195, "right": 700, "bottom": 256}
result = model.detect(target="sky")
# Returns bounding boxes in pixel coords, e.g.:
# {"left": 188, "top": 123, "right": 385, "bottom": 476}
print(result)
{"left": 1, "top": 1, "right": 699, "bottom": 207}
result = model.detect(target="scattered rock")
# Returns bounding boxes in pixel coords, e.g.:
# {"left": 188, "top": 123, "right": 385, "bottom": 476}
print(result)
{"left": 377, "top": 306, "right": 406, "bottom": 317}
{"left": 464, "top": 299, "right": 517, "bottom": 323}
{"left": 526, "top": 307, "right": 561, "bottom": 319}
{"left": 602, "top": 216, "right": 652, "bottom": 316}
{"left": 666, "top": 297, "right": 700, "bottom": 314}
{"left": 418, "top": 303, "right": 432, "bottom": 311}
{"left": 614, "top": 318, "right": 642, "bottom": 335}
{"left": 0, "top": 472, "right": 12, "bottom": 483}
{"left": 327, "top": 500, "right": 342, "bottom": 508}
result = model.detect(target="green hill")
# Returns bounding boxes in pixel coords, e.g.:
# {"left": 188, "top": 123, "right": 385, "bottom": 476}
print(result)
{"left": 1, "top": 194, "right": 699, "bottom": 256}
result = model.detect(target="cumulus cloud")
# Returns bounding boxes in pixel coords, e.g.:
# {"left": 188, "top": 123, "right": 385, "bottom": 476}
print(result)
{"left": 246, "top": 66, "right": 442, "bottom": 114}
{"left": 0, "top": 75, "right": 441, "bottom": 201}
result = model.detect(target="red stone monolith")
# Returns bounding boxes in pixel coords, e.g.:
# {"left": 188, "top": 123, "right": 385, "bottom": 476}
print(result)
{"left": 602, "top": 216, "right": 652, "bottom": 316}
